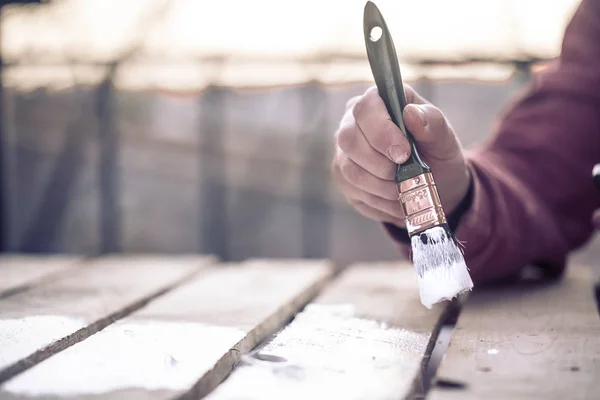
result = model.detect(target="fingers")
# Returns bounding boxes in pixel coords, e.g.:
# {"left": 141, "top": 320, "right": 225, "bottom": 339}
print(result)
{"left": 339, "top": 96, "right": 361, "bottom": 129}
{"left": 345, "top": 95, "right": 361, "bottom": 111}
{"left": 403, "top": 103, "right": 462, "bottom": 161}
{"left": 336, "top": 120, "right": 397, "bottom": 181}
{"left": 334, "top": 150, "right": 399, "bottom": 200}
{"left": 332, "top": 84, "right": 452, "bottom": 227}
{"left": 352, "top": 87, "right": 411, "bottom": 164}
{"left": 332, "top": 160, "right": 404, "bottom": 225}
{"left": 353, "top": 201, "right": 405, "bottom": 227}
{"left": 332, "top": 155, "right": 404, "bottom": 223}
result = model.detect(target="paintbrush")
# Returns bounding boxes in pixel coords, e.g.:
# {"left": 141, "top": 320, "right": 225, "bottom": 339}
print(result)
{"left": 363, "top": 1, "right": 473, "bottom": 308}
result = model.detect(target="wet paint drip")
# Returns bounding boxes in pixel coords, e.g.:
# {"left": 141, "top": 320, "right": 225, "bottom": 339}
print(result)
{"left": 2, "top": 319, "right": 246, "bottom": 396}
{"left": 208, "top": 304, "right": 429, "bottom": 399}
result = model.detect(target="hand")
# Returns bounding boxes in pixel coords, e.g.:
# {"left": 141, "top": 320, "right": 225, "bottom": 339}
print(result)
{"left": 331, "top": 85, "right": 471, "bottom": 228}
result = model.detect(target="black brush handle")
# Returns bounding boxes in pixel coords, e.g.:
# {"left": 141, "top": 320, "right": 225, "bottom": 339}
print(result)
{"left": 363, "top": 1, "right": 430, "bottom": 183}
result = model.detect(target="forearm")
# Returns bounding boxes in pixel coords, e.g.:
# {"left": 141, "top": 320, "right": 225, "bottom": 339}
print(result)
{"left": 383, "top": 0, "right": 600, "bottom": 282}
{"left": 385, "top": 76, "right": 600, "bottom": 284}
{"left": 452, "top": 154, "right": 575, "bottom": 283}
{"left": 384, "top": 150, "right": 597, "bottom": 284}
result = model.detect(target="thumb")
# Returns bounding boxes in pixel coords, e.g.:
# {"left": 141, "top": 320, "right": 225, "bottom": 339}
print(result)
{"left": 402, "top": 103, "right": 463, "bottom": 162}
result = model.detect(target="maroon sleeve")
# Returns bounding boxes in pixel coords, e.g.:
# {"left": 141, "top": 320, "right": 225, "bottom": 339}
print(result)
{"left": 384, "top": 0, "right": 600, "bottom": 283}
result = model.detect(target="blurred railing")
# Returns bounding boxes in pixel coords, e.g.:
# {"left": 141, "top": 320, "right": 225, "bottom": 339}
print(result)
{"left": 0, "top": 0, "right": 544, "bottom": 264}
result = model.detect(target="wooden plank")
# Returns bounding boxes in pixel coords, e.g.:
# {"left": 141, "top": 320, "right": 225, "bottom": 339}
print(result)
{"left": 0, "top": 254, "right": 214, "bottom": 384}
{"left": 207, "top": 261, "right": 452, "bottom": 400}
{"left": 0, "top": 258, "right": 334, "bottom": 400}
{"left": 0, "top": 255, "right": 82, "bottom": 298}
{"left": 429, "top": 264, "right": 600, "bottom": 400}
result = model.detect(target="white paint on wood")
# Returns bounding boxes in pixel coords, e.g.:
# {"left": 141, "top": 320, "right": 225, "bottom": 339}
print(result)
{"left": 0, "top": 255, "right": 214, "bottom": 382}
{"left": 0, "top": 315, "right": 86, "bottom": 371}
{"left": 208, "top": 262, "right": 450, "bottom": 400}
{"left": 0, "top": 255, "right": 81, "bottom": 296}
{"left": 0, "top": 259, "right": 334, "bottom": 399}
{"left": 211, "top": 303, "right": 430, "bottom": 400}
{"left": 428, "top": 264, "right": 600, "bottom": 400}
{"left": 3, "top": 320, "right": 245, "bottom": 396}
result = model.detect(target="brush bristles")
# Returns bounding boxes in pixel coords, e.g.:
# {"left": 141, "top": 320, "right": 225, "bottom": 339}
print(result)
{"left": 410, "top": 225, "right": 473, "bottom": 309}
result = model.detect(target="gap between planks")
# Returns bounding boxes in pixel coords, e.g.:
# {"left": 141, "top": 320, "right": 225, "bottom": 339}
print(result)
{"left": 0, "top": 254, "right": 216, "bottom": 385}
{"left": 0, "top": 255, "right": 84, "bottom": 299}
{"left": 206, "top": 261, "right": 456, "bottom": 400}
{"left": 429, "top": 264, "right": 600, "bottom": 400}
{"left": 0, "top": 258, "right": 336, "bottom": 400}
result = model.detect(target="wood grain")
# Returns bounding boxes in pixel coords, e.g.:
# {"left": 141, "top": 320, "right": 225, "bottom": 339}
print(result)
{"left": 0, "top": 258, "right": 334, "bottom": 400}
{"left": 207, "top": 261, "right": 452, "bottom": 400}
{"left": 429, "top": 264, "right": 600, "bottom": 400}
{"left": 0, "top": 254, "right": 214, "bottom": 384}
{"left": 0, "top": 255, "right": 82, "bottom": 299}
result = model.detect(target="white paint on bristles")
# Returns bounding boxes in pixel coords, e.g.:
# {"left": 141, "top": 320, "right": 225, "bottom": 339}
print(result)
{"left": 2, "top": 319, "right": 245, "bottom": 396}
{"left": 411, "top": 226, "right": 474, "bottom": 309}
{"left": 207, "top": 304, "right": 429, "bottom": 400}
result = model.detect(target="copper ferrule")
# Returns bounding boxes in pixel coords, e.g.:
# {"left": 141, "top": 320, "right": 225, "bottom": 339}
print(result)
{"left": 397, "top": 172, "right": 446, "bottom": 235}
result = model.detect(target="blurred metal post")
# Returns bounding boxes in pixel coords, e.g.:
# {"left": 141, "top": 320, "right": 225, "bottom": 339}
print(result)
{"left": 198, "top": 85, "right": 228, "bottom": 260}
{"left": 300, "top": 81, "right": 330, "bottom": 259}
{"left": 92, "top": 0, "right": 172, "bottom": 254}
{"left": 0, "top": 5, "right": 5, "bottom": 252}
{"left": 513, "top": 60, "right": 533, "bottom": 85}
{"left": 96, "top": 73, "right": 121, "bottom": 253}
{"left": 0, "top": 0, "right": 42, "bottom": 252}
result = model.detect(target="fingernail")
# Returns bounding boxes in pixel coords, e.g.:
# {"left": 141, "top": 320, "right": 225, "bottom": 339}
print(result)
{"left": 388, "top": 145, "right": 409, "bottom": 164}
{"left": 412, "top": 105, "right": 428, "bottom": 127}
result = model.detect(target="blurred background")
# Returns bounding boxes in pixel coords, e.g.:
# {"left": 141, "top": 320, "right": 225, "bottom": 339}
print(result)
{"left": 1, "top": 0, "right": 598, "bottom": 267}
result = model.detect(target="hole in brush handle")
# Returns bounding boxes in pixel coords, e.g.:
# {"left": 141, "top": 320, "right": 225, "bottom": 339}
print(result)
{"left": 370, "top": 26, "right": 383, "bottom": 41}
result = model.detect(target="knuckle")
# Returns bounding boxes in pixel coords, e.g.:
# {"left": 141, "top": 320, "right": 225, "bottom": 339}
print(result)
{"left": 380, "top": 182, "right": 398, "bottom": 201}
{"left": 335, "top": 125, "right": 358, "bottom": 153}
{"left": 348, "top": 196, "right": 364, "bottom": 208}
{"left": 363, "top": 85, "right": 378, "bottom": 95}
{"left": 348, "top": 198, "right": 358, "bottom": 207}
{"left": 345, "top": 95, "right": 360, "bottom": 111}
{"left": 338, "top": 106, "right": 355, "bottom": 129}
{"left": 339, "top": 157, "right": 361, "bottom": 185}
{"left": 351, "top": 95, "right": 367, "bottom": 122}
{"left": 378, "top": 162, "right": 396, "bottom": 181}
{"left": 331, "top": 158, "right": 342, "bottom": 180}
{"left": 423, "top": 104, "right": 447, "bottom": 127}
{"left": 352, "top": 87, "right": 377, "bottom": 122}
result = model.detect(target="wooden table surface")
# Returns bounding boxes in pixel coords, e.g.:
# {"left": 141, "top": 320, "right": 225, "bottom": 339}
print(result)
{"left": 0, "top": 254, "right": 598, "bottom": 399}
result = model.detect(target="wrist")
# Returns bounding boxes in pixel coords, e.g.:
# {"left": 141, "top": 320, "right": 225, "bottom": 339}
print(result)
{"left": 445, "top": 167, "right": 474, "bottom": 232}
